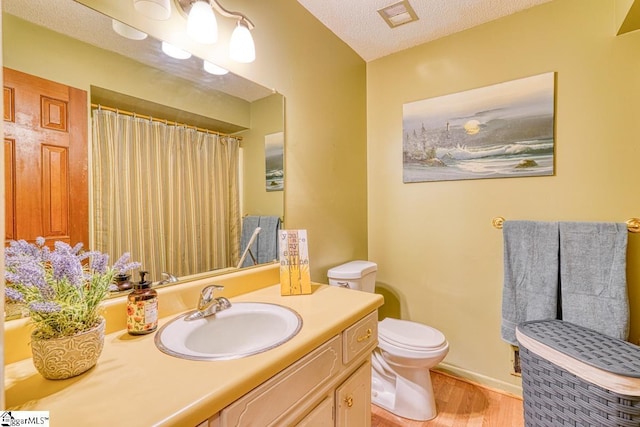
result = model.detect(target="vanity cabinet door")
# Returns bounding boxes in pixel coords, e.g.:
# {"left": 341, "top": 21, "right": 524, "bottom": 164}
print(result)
{"left": 221, "top": 336, "right": 341, "bottom": 426}
{"left": 335, "top": 360, "right": 371, "bottom": 427}
{"left": 295, "top": 396, "right": 334, "bottom": 426}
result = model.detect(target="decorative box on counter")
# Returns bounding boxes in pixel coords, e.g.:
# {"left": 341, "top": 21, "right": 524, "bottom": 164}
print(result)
{"left": 279, "top": 229, "right": 311, "bottom": 296}
{"left": 516, "top": 320, "right": 640, "bottom": 427}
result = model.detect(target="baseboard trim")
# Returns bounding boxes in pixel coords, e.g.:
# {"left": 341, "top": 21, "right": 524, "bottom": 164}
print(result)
{"left": 434, "top": 362, "right": 523, "bottom": 399}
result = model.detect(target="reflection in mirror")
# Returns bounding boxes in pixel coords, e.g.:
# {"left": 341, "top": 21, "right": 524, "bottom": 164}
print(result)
{"left": 2, "top": 0, "right": 284, "bottom": 313}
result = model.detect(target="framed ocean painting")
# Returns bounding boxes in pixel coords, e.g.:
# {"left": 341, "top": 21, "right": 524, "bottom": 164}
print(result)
{"left": 265, "top": 131, "right": 284, "bottom": 191}
{"left": 402, "top": 72, "right": 555, "bottom": 183}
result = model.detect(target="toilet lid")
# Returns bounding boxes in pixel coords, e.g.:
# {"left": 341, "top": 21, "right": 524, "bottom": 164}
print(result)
{"left": 378, "top": 318, "right": 446, "bottom": 351}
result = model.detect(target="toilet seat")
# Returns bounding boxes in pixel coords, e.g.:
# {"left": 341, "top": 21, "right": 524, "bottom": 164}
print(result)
{"left": 378, "top": 318, "right": 448, "bottom": 355}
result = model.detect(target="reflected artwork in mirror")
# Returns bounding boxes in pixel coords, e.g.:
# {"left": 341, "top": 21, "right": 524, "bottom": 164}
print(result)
{"left": 2, "top": 0, "right": 284, "bottom": 314}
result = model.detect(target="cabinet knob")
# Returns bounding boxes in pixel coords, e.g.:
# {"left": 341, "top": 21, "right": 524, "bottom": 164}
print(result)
{"left": 356, "top": 328, "right": 372, "bottom": 343}
{"left": 344, "top": 396, "right": 354, "bottom": 408}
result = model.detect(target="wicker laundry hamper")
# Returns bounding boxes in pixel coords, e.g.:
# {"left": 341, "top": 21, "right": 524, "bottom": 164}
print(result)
{"left": 516, "top": 320, "right": 640, "bottom": 427}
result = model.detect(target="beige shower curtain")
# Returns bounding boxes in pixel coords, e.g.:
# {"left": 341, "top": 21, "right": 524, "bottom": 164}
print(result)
{"left": 92, "top": 109, "right": 240, "bottom": 282}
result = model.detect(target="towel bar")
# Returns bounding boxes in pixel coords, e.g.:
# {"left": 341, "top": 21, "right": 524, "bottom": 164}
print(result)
{"left": 492, "top": 216, "right": 640, "bottom": 233}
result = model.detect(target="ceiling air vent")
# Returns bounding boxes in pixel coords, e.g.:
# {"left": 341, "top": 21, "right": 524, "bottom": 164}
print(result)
{"left": 377, "top": 0, "right": 419, "bottom": 28}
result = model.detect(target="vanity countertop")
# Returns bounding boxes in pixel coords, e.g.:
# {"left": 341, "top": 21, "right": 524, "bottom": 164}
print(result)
{"left": 4, "top": 283, "right": 383, "bottom": 426}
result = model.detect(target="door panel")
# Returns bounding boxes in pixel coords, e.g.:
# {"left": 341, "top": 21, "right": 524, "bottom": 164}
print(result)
{"left": 3, "top": 67, "right": 88, "bottom": 247}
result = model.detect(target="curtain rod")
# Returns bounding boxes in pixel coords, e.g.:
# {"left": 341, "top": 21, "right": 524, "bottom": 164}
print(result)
{"left": 90, "top": 103, "right": 242, "bottom": 140}
{"left": 492, "top": 216, "right": 640, "bottom": 233}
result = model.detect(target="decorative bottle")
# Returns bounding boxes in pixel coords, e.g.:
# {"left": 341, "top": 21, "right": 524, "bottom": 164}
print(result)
{"left": 127, "top": 271, "right": 158, "bottom": 335}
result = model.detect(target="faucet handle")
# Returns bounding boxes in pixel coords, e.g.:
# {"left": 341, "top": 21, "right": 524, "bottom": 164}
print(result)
{"left": 198, "top": 285, "right": 224, "bottom": 311}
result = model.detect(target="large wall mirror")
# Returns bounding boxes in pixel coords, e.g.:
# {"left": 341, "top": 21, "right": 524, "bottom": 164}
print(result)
{"left": 2, "top": 0, "right": 284, "bottom": 310}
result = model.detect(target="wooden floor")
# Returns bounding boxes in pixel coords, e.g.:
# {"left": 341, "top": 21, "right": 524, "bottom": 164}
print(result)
{"left": 371, "top": 370, "right": 524, "bottom": 427}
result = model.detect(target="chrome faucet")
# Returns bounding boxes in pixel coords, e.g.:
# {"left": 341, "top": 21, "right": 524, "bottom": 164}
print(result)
{"left": 186, "top": 285, "right": 231, "bottom": 320}
{"left": 157, "top": 272, "right": 179, "bottom": 285}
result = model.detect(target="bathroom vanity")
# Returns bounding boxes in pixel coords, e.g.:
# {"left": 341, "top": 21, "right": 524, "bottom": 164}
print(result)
{"left": 208, "top": 310, "right": 378, "bottom": 426}
{"left": 4, "top": 264, "right": 383, "bottom": 426}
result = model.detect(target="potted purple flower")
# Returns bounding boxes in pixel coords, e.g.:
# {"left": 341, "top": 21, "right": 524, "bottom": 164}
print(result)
{"left": 4, "top": 237, "right": 140, "bottom": 379}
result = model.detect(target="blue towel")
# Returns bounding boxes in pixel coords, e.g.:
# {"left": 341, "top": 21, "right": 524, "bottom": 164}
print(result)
{"left": 559, "top": 222, "right": 629, "bottom": 340}
{"left": 240, "top": 216, "right": 260, "bottom": 268}
{"left": 256, "top": 216, "right": 281, "bottom": 264}
{"left": 239, "top": 216, "right": 281, "bottom": 268}
{"left": 501, "top": 221, "right": 559, "bottom": 345}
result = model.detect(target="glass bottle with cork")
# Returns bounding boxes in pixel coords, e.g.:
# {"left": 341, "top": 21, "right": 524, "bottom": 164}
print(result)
{"left": 127, "top": 271, "right": 158, "bottom": 335}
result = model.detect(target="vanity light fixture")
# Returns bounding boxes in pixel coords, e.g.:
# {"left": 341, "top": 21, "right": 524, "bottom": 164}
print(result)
{"left": 203, "top": 60, "right": 229, "bottom": 75}
{"left": 112, "top": 19, "right": 148, "bottom": 40}
{"left": 134, "top": 0, "right": 172, "bottom": 21}
{"left": 161, "top": 41, "right": 192, "bottom": 59}
{"left": 229, "top": 21, "right": 255, "bottom": 63}
{"left": 187, "top": 1, "right": 217, "bottom": 44}
{"left": 176, "top": 0, "right": 256, "bottom": 63}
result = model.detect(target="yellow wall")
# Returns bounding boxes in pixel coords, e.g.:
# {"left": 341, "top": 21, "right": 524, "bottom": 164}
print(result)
{"left": 367, "top": 0, "right": 640, "bottom": 393}
{"left": 242, "top": 94, "right": 285, "bottom": 219}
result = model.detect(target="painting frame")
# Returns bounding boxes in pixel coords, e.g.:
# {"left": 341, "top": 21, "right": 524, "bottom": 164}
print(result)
{"left": 402, "top": 72, "right": 555, "bottom": 183}
{"left": 265, "top": 131, "right": 284, "bottom": 192}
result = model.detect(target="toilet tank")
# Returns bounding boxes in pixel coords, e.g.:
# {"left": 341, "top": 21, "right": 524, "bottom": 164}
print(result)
{"left": 327, "top": 260, "right": 377, "bottom": 293}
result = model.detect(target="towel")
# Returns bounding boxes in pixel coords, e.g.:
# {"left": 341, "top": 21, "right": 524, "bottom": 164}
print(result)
{"left": 256, "top": 216, "right": 281, "bottom": 264}
{"left": 501, "top": 221, "right": 559, "bottom": 345}
{"left": 239, "top": 216, "right": 281, "bottom": 268}
{"left": 240, "top": 216, "right": 260, "bottom": 268}
{"left": 559, "top": 222, "right": 629, "bottom": 340}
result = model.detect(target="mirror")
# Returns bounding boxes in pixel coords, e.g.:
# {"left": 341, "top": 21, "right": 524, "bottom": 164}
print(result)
{"left": 2, "top": 0, "right": 284, "bottom": 304}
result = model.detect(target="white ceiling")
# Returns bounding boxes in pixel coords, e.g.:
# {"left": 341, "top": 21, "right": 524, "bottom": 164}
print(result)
{"left": 297, "top": 0, "right": 553, "bottom": 61}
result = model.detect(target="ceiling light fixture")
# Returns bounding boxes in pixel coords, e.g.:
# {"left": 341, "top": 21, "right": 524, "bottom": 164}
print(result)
{"left": 134, "top": 0, "right": 172, "bottom": 21}
{"left": 176, "top": 0, "right": 256, "bottom": 63}
{"left": 112, "top": 19, "right": 149, "bottom": 40}
{"left": 378, "top": 0, "right": 419, "bottom": 28}
{"left": 161, "top": 41, "right": 192, "bottom": 59}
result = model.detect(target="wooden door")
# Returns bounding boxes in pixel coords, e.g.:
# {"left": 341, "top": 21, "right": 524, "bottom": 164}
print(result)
{"left": 3, "top": 67, "right": 88, "bottom": 248}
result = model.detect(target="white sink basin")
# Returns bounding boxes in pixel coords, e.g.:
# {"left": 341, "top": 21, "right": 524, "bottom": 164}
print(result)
{"left": 155, "top": 302, "right": 302, "bottom": 360}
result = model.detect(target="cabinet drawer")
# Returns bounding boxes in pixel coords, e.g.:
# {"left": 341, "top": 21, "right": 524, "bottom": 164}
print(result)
{"left": 221, "top": 335, "right": 341, "bottom": 426}
{"left": 343, "top": 311, "right": 378, "bottom": 365}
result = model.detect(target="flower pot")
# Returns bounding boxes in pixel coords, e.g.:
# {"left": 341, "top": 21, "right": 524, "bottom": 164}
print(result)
{"left": 30, "top": 317, "right": 106, "bottom": 380}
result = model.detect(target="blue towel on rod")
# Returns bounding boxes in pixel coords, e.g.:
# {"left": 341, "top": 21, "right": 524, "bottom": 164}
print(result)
{"left": 239, "top": 216, "right": 281, "bottom": 268}
{"left": 501, "top": 220, "right": 559, "bottom": 345}
{"left": 559, "top": 222, "right": 629, "bottom": 340}
{"left": 240, "top": 216, "right": 260, "bottom": 268}
{"left": 256, "top": 216, "right": 281, "bottom": 264}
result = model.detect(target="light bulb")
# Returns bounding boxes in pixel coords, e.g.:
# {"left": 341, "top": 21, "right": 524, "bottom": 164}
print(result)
{"left": 229, "top": 22, "right": 255, "bottom": 63}
{"left": 161, "top": 42, "right": 192, "bottom": 60}
{"left": 112, "top": 19, "right": 148, "bottom": 40}
{"left": 203, "top": 61, "right": 229, "bottom": 75}
{"left": 133, "top": 0, "right": 171, "bottom": 21}
{"left": 187, "top": 1, "right": 217, "bottom": 44}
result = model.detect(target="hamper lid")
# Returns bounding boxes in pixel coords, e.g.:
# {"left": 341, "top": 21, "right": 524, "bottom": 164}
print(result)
{"left": 517, "top": 319, "right": 640, "bottom": 378}
{"left": 327, "top": 260, "right": 377, "bottom": 280}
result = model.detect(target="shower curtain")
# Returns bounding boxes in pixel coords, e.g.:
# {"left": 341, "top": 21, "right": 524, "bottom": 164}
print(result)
{"left": 92, "top": 109, "right": 241, "bottom": 281}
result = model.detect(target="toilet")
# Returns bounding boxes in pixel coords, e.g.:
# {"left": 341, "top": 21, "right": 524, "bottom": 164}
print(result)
{"left": 327, "top": 260, "right": 449, "bottom": 421}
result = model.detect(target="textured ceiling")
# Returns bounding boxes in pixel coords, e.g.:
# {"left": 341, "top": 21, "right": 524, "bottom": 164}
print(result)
{"left": 296, "top": 0, "right": 554, "bottom": 61}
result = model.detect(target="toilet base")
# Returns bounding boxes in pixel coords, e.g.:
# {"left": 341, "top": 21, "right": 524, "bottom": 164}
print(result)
{"left": 371, "top": 352, "right": 438, "bottom": 421}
